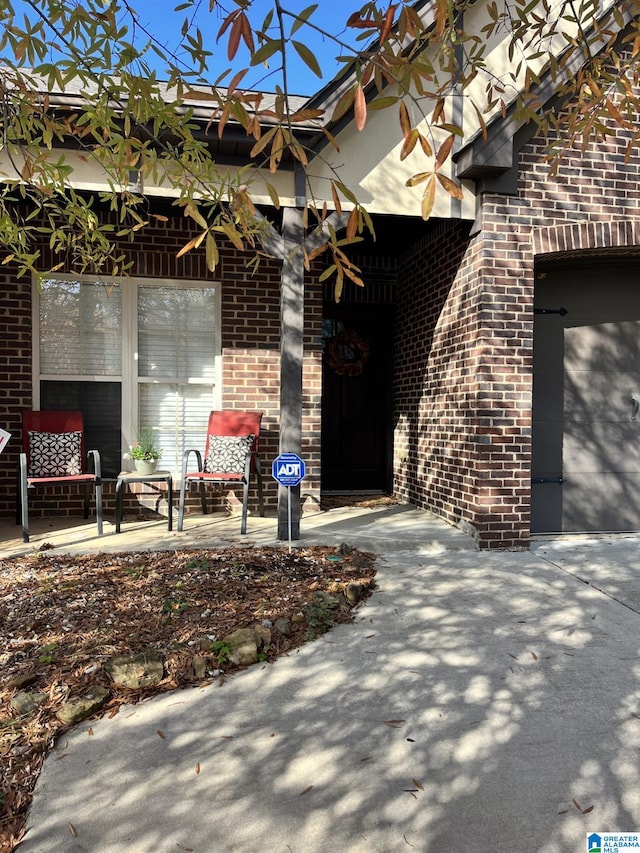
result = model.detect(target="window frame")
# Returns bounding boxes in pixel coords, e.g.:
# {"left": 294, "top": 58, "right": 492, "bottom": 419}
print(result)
{"left": 32, "top": 273, "right": 222, "bottom": 474}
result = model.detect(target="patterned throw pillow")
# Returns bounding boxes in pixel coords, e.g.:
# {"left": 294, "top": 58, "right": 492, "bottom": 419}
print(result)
{"left": 28, "top": 431, "right": 82, "bottom": 477}
{"left": 205, "top": 434, "right": 254, "bottom": 475}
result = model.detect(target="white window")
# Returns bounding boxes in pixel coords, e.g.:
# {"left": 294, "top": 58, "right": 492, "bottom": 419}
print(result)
{"left": 33, "top": 274, "right": 221, "bottom": 477}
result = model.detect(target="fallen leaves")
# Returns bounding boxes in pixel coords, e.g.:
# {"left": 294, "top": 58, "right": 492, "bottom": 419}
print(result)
{"left": 0, "top": 544, "right": 376, "bottom": 853}
{"left": 558, "top": 797, "right": 595, "bottom": 815}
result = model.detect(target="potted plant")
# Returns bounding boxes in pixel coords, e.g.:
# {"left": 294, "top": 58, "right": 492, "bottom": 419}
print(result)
{"left": 124, "top": 428, "right": 162, "bottom": 475}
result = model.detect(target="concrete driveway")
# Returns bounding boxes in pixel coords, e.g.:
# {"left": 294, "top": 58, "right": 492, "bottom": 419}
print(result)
{"left": 7, "top": 508, "right": 640, "bottom": 852}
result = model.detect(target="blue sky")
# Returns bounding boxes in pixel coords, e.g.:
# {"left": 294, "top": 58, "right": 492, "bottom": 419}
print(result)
{"left": 122, "top": 1, "right": 358, "bottom": 95}
{"left": 8, "top": 0, "right": 359, "bottom": 94}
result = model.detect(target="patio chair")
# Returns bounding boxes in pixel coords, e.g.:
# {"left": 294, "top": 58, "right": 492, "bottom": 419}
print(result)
{"left": 178, "top": 410, "right": 265, "bottom": 535}
{"left": 17, "top": 410, "right": 103, "bottom": 543}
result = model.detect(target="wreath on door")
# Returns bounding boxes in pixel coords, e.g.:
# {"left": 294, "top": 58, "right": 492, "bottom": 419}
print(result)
{"left": 326, "top": 330, "right": 370, "bottom": 377}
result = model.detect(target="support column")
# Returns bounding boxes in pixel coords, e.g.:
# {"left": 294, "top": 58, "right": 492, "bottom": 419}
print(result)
{"left": 278, "top": 207, "right": 305, "bottom": 539}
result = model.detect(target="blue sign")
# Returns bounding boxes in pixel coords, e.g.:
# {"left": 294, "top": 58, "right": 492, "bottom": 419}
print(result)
{"left": 272, "top": 453, "right": 306, "bottom": 487}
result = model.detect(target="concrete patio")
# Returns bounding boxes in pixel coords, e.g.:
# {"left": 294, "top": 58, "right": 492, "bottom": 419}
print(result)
{"left": 4, "top": 505, "right": 640, "bottom": 852}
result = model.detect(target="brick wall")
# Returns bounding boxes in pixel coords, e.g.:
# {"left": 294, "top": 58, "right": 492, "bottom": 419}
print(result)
{"left": 395, "top": 109, "right": 640, "bottom": 548}
{"left": 0, "top": 212, "right": 324, "bottom": 524}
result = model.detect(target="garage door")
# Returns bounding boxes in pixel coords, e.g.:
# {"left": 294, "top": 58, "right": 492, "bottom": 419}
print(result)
{"left": 532, "top": 268, "right": 640, "bottom": 532}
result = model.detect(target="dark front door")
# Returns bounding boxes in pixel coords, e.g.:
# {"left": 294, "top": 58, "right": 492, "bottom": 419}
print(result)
{"left": 321, "top": 304, "right": 393, "bottom": 492}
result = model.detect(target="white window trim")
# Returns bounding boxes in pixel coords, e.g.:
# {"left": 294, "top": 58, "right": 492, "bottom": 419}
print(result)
{"left": 32, "top": 273, "right": 222, "bottom": 470}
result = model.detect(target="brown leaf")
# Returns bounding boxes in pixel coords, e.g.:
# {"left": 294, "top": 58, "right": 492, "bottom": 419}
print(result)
{"left": 194, "top": 762, "right": 200, "bottom": 774}
{"left": 401, "top": 129, "right": 419, "bottom": 161}
{"left": 157, "top": 729, "right": 166, "bottom": 739}
{"left": 582, "top": 805, "right": 594, "bottom": 814}
{"left": 354, "top": 84, "right": 367, "bottom": 132}
{"left": 227, "top": 15, "right": 242, "bottom": 61}
{"left": 435, "top": 134, "right": 455, "bottom": 170}
{"left": 383, "top": 719, "right": 406, "bottom": 728}
{"left": 300, "top": 785, "right": 313, "bottom": 796}
{"left": 68, "top": 822, "right": 77, "bottom": 837}
{"left": 399, "top": 101, "right": 411, "bottom": 138}
{"left": 380, "top": 4, "right": 397, "bottom": 42}
{"left": 412, "top": 778, "right": 424, "bottom": 790}
{"left": 0, "top": 544, "right": 376, "bottom": 848}
{"left": 346, "top": 208, "right": 358, "bottom": 241}
{"left": 421, "top": 175, "right": 436, "bottom": 220}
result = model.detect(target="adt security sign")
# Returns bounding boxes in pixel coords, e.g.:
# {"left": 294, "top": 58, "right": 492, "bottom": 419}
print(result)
{"left": 272, "top": 453, "right": 305, "bottom": 487}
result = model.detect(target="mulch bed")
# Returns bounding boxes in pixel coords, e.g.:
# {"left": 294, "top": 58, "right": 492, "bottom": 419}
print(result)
{"left": 0, "top": 543, "right": 377, "bottom": 852}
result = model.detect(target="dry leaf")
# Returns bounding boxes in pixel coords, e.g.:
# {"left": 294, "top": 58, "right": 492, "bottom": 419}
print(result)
{"left": 194, "top": 763, "right": 200, "bottom": 774}
{"left": 582, "top": 805, "right": 594, "bottom": 814}
{"left": 300, "top": 785, "right": 313, "bottom": 796}
{"left": 68, "top": 822, "right": 77, "bottom": 837}
{"left": 508, "top": 653, "right": 519, "bottom": 660}
{"left": 360, "top": 756, "right": 373, "bottom": 762}
{"left": 383, "top": 719, "right": 406, "bottom": 728}
{"left": 354, "top": 84, "right": 367, "bottom": 132}
{"left": 412, "top": 779, "right": 424, "bottom": 790}
{"left": 572, "top": 798, "right": 582, "bottom": 811}
{"left": 157, "top": 729, "right": 166, "bottom": 739}
{"left": 0, "top": 543, "right": 377, "bottom": 847}
{"left": 531, "top": 651, "right": 538, "bottom": 660}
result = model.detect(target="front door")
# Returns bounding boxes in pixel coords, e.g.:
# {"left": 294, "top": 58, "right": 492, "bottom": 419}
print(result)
{"left": 321, "top": 304, "right": 393, "bottom": 493}
{"left": 532, "top": 266, "right": 640, "bottom": 532}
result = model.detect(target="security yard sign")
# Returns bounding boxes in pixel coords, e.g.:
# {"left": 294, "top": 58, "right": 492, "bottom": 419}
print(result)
{"left": 272, "top": 453, "right": 305, "bottom": 488}
{"left": 272, "top": 453, "right": 306, "bottom": 549}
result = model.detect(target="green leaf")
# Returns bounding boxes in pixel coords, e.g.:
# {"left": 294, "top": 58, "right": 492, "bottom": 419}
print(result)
{"left": 250, "top": 39, "right": 282, "bottom": 67}
{"left": 205, "top": 232, "right": 218, "bottom": 271}
{"left": 292, "top": 40, "right": 322, "bottom": 78}
{"left": 405, "top": 171, "right": 432, "bottom": 188}
{"left": 333, "top": 180, "right": 358, "bottom": 205}
{"left": 265, "top": 181, "right": 281, "bottom": 209}
{"left": 290, "top": 5, "right": 318, "bottom": 36}
{"left": 319, "top": 264, "right": 337, "bottom": 282}
{"left": 368, "top": 96, "right": 401, "bottom": 111}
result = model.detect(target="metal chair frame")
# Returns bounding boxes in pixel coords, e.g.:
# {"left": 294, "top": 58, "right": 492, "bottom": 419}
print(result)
{"left": 178, "top": 410, "right": 265, "bottom": 535}
{"left": 17, "top": 410, "right": 103, "bottom": 543}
